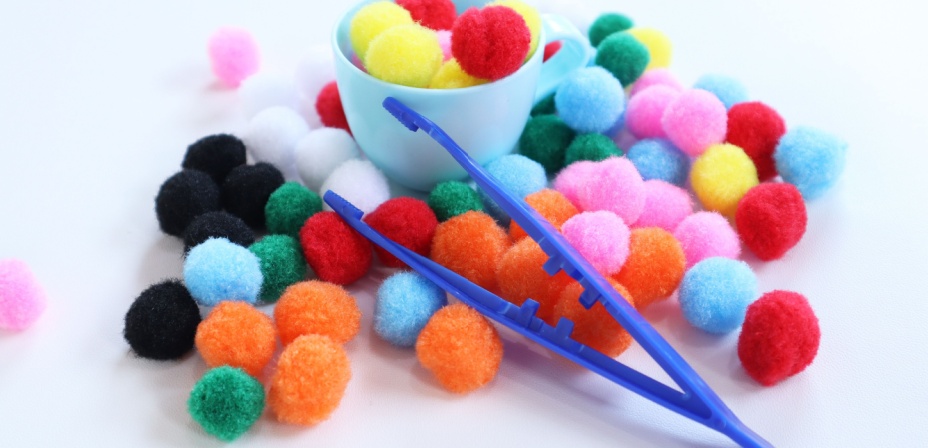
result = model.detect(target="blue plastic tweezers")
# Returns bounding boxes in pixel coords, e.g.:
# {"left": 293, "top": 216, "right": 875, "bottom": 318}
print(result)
{"left": 323, "top": 97, "right": 772, "bottom": 448}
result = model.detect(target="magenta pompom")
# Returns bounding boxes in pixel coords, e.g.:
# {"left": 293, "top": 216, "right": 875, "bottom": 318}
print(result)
{"left": 673, "top": 212, "right": 741, "bottom": 268}
{"left": 553, "top": 160, "right": 598, "bottom": 209}
{"left": 634, "top": 180, "right": 693, "bottom": 231}
{"left": 208, "top": 27, "right": 260, "bottom": 88}
{"left": 0, "top": 259, "right": 46, "bottom": 331}
{"left": 576, "top": 157, "right": 646, "bottom": 224}
{"left": 661, "top": 89, "right": 728, "bottom": 157}
{"left": 630, "top": 68, "right": 683, "bottom": 97}
{"left": 437, "top": 30, "right": 453, "bottom": 61}
{"left": 562, "top": 211, "right": 631, "bottom": 276}
{"left": 626, "top": 85, "right": 680, "bottom": 139}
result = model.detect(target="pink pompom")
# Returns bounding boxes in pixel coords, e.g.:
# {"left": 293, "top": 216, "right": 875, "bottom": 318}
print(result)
{"left": 0, "top": 259, "right": 46, "bottom": 331}
{"left": 661, "top": 89, "right": 728, "bottom": 157}
{"left": 562, "top": 211, "right": 631, "bottom": 276}
{"left": 634, "top": 180, "right": 693, "bottom": 231}
{"left": 208, "top": 27, "right": 260, "bottom": 88}
{"left": 626, "top": 85, "right": 680, "bottom": 139}
{"left": 630, "top": 68, "right": 683, "bottom": 97}
{"left": 437, "top": 30, "right": 453, "bottom": 62}
{"left": 351, "top": 53, "right": 368, "bottom": 73}
{"left": 553, "top": 160, "right": 597, "bottom": 208}
{"left": 673, "top": 212, "right": 741, "bottom": 268}
{"left": 577, "top": 157, "right": 646, "bottom": 224}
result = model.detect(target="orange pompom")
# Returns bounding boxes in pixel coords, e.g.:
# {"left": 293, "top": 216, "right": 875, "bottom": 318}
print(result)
{"left": 613, "top": 227, "right": 685, "bottom": 309}
{"left": 274, "top": 281, "right": 361, "bottom": 346}
{"left": 195, "top": 301, "right": 276, "bottom": 377}
{"left": 268, "top": 334, "right": 351, "bottom": 426}
{"left": 430, "top": 211, "right": 510, "bottom": 292}
{"left": 416, "top": 303, "right": 503, "bottom": 394}
{"left": 509, "top": 189, "right": 579, "bottom": 242}
{"left": 496, "top": 238, "right": 573, "bottom": 324}
{"left": 553, "top": 280, "right": 635, "bottom": 358}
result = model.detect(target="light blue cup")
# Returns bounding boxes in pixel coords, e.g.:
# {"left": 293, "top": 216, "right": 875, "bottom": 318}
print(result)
{"left": 332, "top": 0, "right": 593, "bottom": 191}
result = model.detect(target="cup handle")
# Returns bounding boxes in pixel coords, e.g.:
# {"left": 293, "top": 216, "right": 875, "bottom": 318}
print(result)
{"left": 534, "top": 14, "right": 595, "bottom": 103}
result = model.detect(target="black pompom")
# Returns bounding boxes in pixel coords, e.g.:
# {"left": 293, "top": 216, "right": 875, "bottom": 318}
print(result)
{"left": 155, "top": 170, "right": 221, "bottom": 237}
{"left": 123, "top": 280, "right": 202, "bottom": 360}
{"left": 182, "top": 134, "right": 247, "bottom": 184}
{"left": 183, "top": 211, "right": 255, "bottom": 254}
{"left": 221, "top": 163, "right": 285, "bottom": 229}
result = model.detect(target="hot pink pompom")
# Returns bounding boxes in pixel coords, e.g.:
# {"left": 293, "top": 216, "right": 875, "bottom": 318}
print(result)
{"left": 626, "top": 85, "right": 680, "bottom": 139}
{"left": 630, "top": 68, "right": 683, "bottom": 97}
{"left": 208, "top": 27, "right": 260, "bottom": 88}
{"left": 577, "top": 157, "right": 646, "bottom": 224}
{"left": 437, "top": 30, "right": 453, "bottom": 61}
{"left": 561, "top": 211, "right": 631, "bottom": 276}
{"left": 661, "top": 89, "right": 728, "bottom": 157}
{"left": 0, "top": 259, "right": 46, "bottom": 331}
{"left": 634, "top": 180, "right": 693, "bottom": 231}
{"left": 553, "top": 160, "right": 597, "bottom": 209}
{"left": 673, "top": 212, "right": 741, "bottom": 268}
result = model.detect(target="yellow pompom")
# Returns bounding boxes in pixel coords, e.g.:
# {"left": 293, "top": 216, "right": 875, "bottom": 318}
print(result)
{"left": 490, "top": 0, "right": 541, "bottom": 61}
{"left": 430, "top": 59, "right": 488, "bottom": 89}
{"left": 691, "top": 143, "right": 759, "bottom": 218}
{"left": 366, "top": 24, "right": 443, "bottom": 88}
{"left": 349, "top": 1, "right": 414, "bottom": 61}
{"left": 627, "top": 27, "right": 673, "bottom": 69}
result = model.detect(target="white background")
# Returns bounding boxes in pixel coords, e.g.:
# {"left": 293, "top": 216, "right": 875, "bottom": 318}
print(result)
{"left": 2, "top": 1, "right": 927, "bottom": 446}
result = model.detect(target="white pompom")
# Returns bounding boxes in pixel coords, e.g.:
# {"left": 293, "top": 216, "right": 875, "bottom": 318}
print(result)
{"left": 239, "top": 72, "right": 300, "bottom": 118}
{"left": 241, "top": 107, "right": 309, "bottom": 172}
{"left": 295, "top": 128, "right": 361, "bottom": 192}
{"left": 295, "top": 46, "right": 337, "bottom": 129}
{"left": 320, "top": 159, "right": 390, "bottom": 214}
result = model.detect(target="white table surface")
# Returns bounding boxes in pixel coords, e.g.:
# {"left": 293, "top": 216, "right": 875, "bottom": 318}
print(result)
{"left": 2, "top": 1, "right": 927, "bottom": 446}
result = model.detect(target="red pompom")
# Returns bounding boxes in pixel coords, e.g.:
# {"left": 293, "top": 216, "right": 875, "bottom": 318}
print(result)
{"left": 315, "top": 81, "right": 351, "bottom": 135}
{"left": 725, "top": 102, "right": 786, "bottom": 181}
{"left": 396, "top": 0, "right": 457, "bottom": 31}
{"left": 363, "top": 197, "right": 439, "bottom": 268}
{"left": 735, "top": 183, "right": 807, "bottom": 261}
{"left": 451, "top": 6, "right": 531, "bottom": 81}
{"left": 299, "top": 211, "right": 372, "bottom": 285}
{"left": 738, "top": 290, "right": 820, "bottom": 386}
{"left": 543, "top": 41, "right": 562, "bottom": 62}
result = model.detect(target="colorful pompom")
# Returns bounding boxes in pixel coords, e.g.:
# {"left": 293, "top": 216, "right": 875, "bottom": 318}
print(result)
{"left": 364, "top": 197, "right": 439, "bottom": 268}
{"left": 155, "top": 170, "right": 221, "bottom": 237}
{"left": 249, "top": 235, "right": 307, "bottom": 303}
{"left": 555, "top": 66, "right": 625, "bottom": 134}
{"left": 123, "top": 280, "right": 200, "bottom": 360}
{"left": 518, "top": 114, "right": 576, "bottom": 174}
{"left": 195, "top": 302, "right": 277, "bottom": 377}
{"left": 588, "top": 13, "right": 633, "bottom": 47}
{"left": 221, "top": 163, "right": 285, "bottom": 229}
{"left": 725, "top": 102, "right": 787, "bottom": 181}
{"left": 626, "top": 139, "right": 690, "bottom": 187}
{"left": 554, "top": 280, "right": 635, "bottom": 357}
{"left": 0, "top": 259, "right": 46, "bottom": 332}
{"left": 595, "top": 32, "right": 650, "bottom": 86}
{"left": 736, "top": 183, "right": 807, "bottom": 261}
{"left": 562, "top": 211, "right": 631, "bottom": 276}
{"left": 428, "top": 181, "right": 485, "bottom": 222}
{"left": 451, "top": 6, "right": 531, "bottom": 81}
{"left": 416, "top": 303, "right": 504, "bottom": 393}
{"left": 774, "top": 126, "right": 848, "bottom": 200}
{"left": 480, "top": 154, "right": 547, "bottom": 220}
{"left": 531, "top": 93, "right": 556, "bottom": 117}
{"left": 430, "top": 58, "right": 488, "bottom": 89}
{"left": 543, "top": 41, "right": 562, "bottom": 61}
{"left": 691, "top": 143, "right": 759, "bottom": 218}
{"left": 437, "top": 30, "right": 453, "bottom": 60}
{"left": 626, "top": 85, "right": 679, "bottom": 139}
{"left": 182, "top": 134, "right": 247, "bottom": 184}
{"left": 489, "top": 0, "right": 542, "bottom": 60}
{"left": 208, "top": 28, "right": 260, "bottom": 88}
{"left": 396, "top": 0, "right": 457, "bottom": 30}
{"left": 299, "top": 212, "right": 372, "bottom": 285}
{"left": 315, "top": 81, "right": 352, "bottom": 134}
{"left": 184, "top": 238, "right": 264, "bottom": 306}
{"left": 268, "top": 334, "right": 351, "bottom": 425}
{"left": 634, "top": 180, "right": 693, "bottom": 231}
{"left": 738, "top": 290, "right": 820, "bottom": 386}
{"left": 509, "top": 189, "right": 578, "bottom": 242}
{"left": 320, "top": 159, "right": 390, "bottom": 215}
{"left": 294, "top": 127, "right": 361, "bottom": 192}
{"left": 265, "top": 182, "right": 322, "bottom": 237}
{"left": 188, "top": 366, "right": 265, "bottom": 441}
{"left": 349, "top": 1, "right": 414, "bottom": 61}
{"left": 238, "top": 72, "right": 300, "bottom": 118}
{"left": 375, "top": 272, "right": 448, "bottom": 347}
{"left": 274, "top": 281, "right": 361, "bottom": 346}
{"left": 694, "top": 74, "right": 748, "bottom": 109}
{"left": 661, "top": 89, "right": 728, "bottom": 157}
{"left": 577, "top": 157, "right": 646, "bottom": 225}
{"left": 564, "top": 133, "right": 623, "bottom": 166}
{"left": 553, "top": 160, "right": 597, "bottom": 208}
{"left": 679, "top": 257, "right": 757, "bottom": 334}
{"left": 496, "top": 238, "right": 574, "bottom": 323}
{"left": 613, "top": 228, "right": 685, "bottom": 309}
{"left": 241, "top": 106, "right": 309, "bottom": 172}
{"left": 183, "top": 211, "right": 255, "bottom": 254}
{"left": 674, "top": 212, "right": 741, "bottom": 268}
{"left": 366, "top": 24, "right": 443, "bottom": 88}
{"left": 630, "top": 68, "right": 683, "bottom": 97}
{"left": 626, "top": 27, "right": 672, "bottom": 69}
{"left": 430, "top": 211, "right": 510, "bottom": 292}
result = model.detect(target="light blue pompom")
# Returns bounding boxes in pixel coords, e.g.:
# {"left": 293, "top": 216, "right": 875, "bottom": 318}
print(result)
{"left": 480, "top": 154, "right": 547, "bottom": 221}
{"left": 626, "top": 138, "right": 691, "bottom": 187}
{"left": 184, "top": 237, "right": 263, "bottom": 306}
{"left": 555, "top": 66, "right": 626, "bottom": 134}
{"left": 693, "top": 74, "right": 748, "bottom": 109}
{"left": 774, "top": 126, "right": 848, "bottom": 200}
{"left": 678, "top": 257, "right": 757, "bottom": 334}
{"left": 374, "top": 272, "right": 447, "bottom": 347}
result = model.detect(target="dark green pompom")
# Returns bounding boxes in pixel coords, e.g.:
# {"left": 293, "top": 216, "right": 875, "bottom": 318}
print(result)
{"left": 531, "top": 93, "right": 557, "bottom": 117}
{"left": 565, "top": 134, "right": 623, "bottom": 166}
{"left": 519, "top": 115, "right": 577, "bottom": 174}
{"left": 188, "top": 366, "right": 265, "bottom": 442}
{"left": 249, "top": 235, "right": 307, "bottom": 303}
{"left": 595, "top": 32, "right": 650, "bottom": 86}
{"left": 428, "top": 181, "right": 484, "bottom": 222}
{"left": 264, "top": 182, "right": 322, "bottom": 237}
{"left": 589, "top": 13, "right": 634, "bottom": 47}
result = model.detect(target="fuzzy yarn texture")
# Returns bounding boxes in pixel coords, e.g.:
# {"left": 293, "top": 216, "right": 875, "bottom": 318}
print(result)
{"left": 188, "top": 366, "right": 265, "bottom": 441}
{"left": 430, "top": 58, "right": 488, "bottom": 89}
{"left": 182, "top": 134, "right": 247, "bottom": 184}
{"left": 694, "top": 74, "right": 748, "bottom": 109}
{"left": 274, "top": 281, "right": 361, "bottom": 346}
{"left": 437, "top": 30, "right": 453, "bottom": 61}
{"left": 427, "top": 181, "right": 484, "bottom": 221}
{"left": 241, "top": 106, "right": 309, "bottom": 172}
{"left": 774, "top": 126, "right": 848, "bottom": 200}
{"left": 208, "top": 28, "right": 260, "bottom": 88}
{"left": 123, "top": 280, "right": 200, "bottom": 360}
{"left": 518, "top": 114, "right": 576, "bottom": 174}
{"left": 183, "top": 211, "right": 255, "bottom": 254}
{"left": 249, "top": 235, "right": 307, "bottom": 303}
{"left": 315, "top": 81, "right": 351, "bottom": 134}
{"left": 553, "top": 160, "right": 597, "bottom": 208}
{"left": 555, "top": 280, "right": 636, "bottom": 357}
{"left": 265, "top": 182, "right": 322, "bottom": 238}
{"left": 396, "top": 0, "right": 457, "bottom": 30}
{"left": 679, "top": 257, "right": 757, "bottom": 334}
{"left": 575, "top": 157, "right": 646, "bottom": 225}
{"left": 221, "top": 163, "right": 284, "bottom": 229}
{"left": 626, "top": 139, "right": 690, "bottom": 187}
{"left": 294, "top": 127, "right": 360, "bottom": 192}
{"left": 496, "top": 238, "right": 574, "bottom": 324}
{"left": 691, "top": 143, "right": 759, "bottom": 218}
{"left": 555, "top": 66, "right": 625, "bottom": 134}
{"left": 634, "top": 180, "right": 693, "bottom": 231}
{"left": 366, "top": 24, "right": 443, "bottom": 88}
{"left": 627, "top": 27, "right": 672, "bottom": 69}
{"left": 320, "top": 159, "right": 390, "bottom": 215}
{"left": 674, "top": 211, "right": 741, "bottom": 268}
{"left": 725, "top": 101, "right": 787, "bottom": 181}
{"left": 738, "top": 290, "right": 820, "bottom": 386}
{"left": 294, "top": 45, "right": 336, "bottom": 128}
{"left": 155, "top": 169, "right": 221, "bottom": 237}
{"left": 595, "top": 32, "right": 650, "bottom": 86}
{"left": 661, "top": 89, "right": 728, "bottom": 157}
{"left": 562, "top": 211, "right": 631, "bottom": 276}
{"left": 489, "top": 0, "right": 542, "bottom": 60}
{"left": 299, "top": 211, "right": 372, "bottom": 285}
{"left": 195, "top": 302, "right": 277, "bottom": 377}
{"left": 630, "top": 68, "right": 683, "bottom": 97}
{"left": 613, "top": 228, "right": 685, "bottom": 309}
{"left": 509, "top": 189, "right": 578, "bottom": 242}
{"left": 531, "top": 93, "right": 557, "bottom": 117}
{"left": 184, "top": 238, "right": 264, "bottom": 306}
{"left": 349, "top": 1, "right": 414, "bottom": 61}
{"left": 416, "top": 303, "right": 504, "bottom": 394}
{"left": 0, "top": 259, "right": 46, "bottom": 331}
{"left": 375, "top": 272, "right": 448, "bottom": 347}
{"left": 588, "top": 13, "right": 633, "bottom": 47}
{"left": 430, "top": 211, "right": 510, "bottom": 292}
{"left": 480, "top": 154, "right": 547, "bottom": 220}
{"left": 564, "top": 133, "right": 623, "bottom": 166}
{"left": 238, "top": 72, "right": 300, "bottom": 119}
{"left": 451, "top": 6, "right": 530, "bottom": 81}
{"left": 736, "top": 183, "right": 807, "bottom": 261}
{"left": 626, "top": 85, "right": 679, "bottom": 139}
{"left": 268, "top": 334, "right": 351, "bottom": 426}
{"left": 363, "top": 197, "right": 439, "bottom": 268}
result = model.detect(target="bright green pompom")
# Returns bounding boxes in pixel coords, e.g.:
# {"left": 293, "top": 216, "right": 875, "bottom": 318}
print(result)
{"left": 188, "top": 366, "right": 265, "bottom": 442}
{"left": 565, "top": 133, "right": 623, "bottom": 166}
{"left": 519, "top": 115, "right": 576, "bottom": 174}
{"left": 249, "top": 235, "right": 307, "bottom": 303}
{"left": 595, "top": 32, "right": 650, "bottom": 86}
{"left": 531, "top": 93, "right": 557, "bottom": 117}
{"left": 589, "top": 13, "right": 634, "bottom": 47}
{"left": 265, "top": 182, "right": 322, "bottom": 237}
{"left": 428, "top": 181, "right": 484, "bottom": 222}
